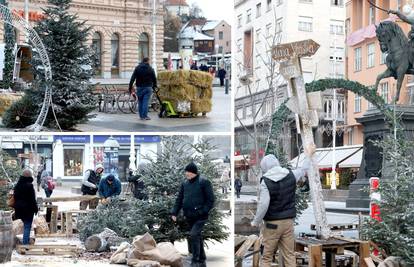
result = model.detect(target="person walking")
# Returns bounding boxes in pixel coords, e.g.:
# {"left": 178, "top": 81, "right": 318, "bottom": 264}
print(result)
{"left": 40, "top": 171, "right": 55, "bottom": 198}
{"left": 128, "top": 57, "right": 157, "bottom": 121}
{"left": 80, "top": 164, "right": 104, "bottom": 210}
{"left": 13, "top": 169, "right": 38, "bottom": 245}
{"left": 251, "top": 144, "right": 316, "bottom": 267}
{"left": 127, "top": 163, "right": 147, "bottom": 200}
{"left": 218, "top": 67, "right": 227, "bottom": 86}
{"left": 171, "top": 162, "right": 215, "bottom": 267}
{"left": 234, "top": 177, "right": 242, "bottom": 198}
{"left": 98, "top": 174, "right": 122, "bottom": 204}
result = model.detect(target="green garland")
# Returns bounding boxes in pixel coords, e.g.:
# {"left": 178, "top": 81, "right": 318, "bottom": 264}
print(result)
{"left": 266, "top": 78, "right": 394, "bottom": 157}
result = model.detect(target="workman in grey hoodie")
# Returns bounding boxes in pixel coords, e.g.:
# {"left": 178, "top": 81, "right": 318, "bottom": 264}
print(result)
{"left": 251, "top": 144, "right": 316, "bottom": 267}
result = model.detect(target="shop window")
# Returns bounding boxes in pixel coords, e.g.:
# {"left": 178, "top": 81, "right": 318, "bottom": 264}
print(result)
{"left": 92, "top": 32, "right": 102, "bottom": 77}
{"left": 111, "top": 33, "right": 120, "bottom": 77}
{"left": 64, "top": 148, "right": 84, "bottom": 176}
{"left": 138, "top": 33, "right": 149, "bottom": 63}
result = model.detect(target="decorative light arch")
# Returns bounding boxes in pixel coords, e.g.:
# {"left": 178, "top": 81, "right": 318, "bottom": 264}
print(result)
{"left": 0, "top": 4, "right": 52, "bottom": 131}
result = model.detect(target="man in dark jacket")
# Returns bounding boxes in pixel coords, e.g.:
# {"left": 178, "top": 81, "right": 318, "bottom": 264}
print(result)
{"left": 14, "top": 169, "right": 38, "bottom": 245}
{"left": 98, "top": 174, "right": 122, "bottom": 203}
{"left": 128, "top": 57, "right": 157, "bottom": 120}
{"left": 127, "top": 163, "right": 147, "bottom": 200}
{"left": 234, "top": 177, "right": 242, "bottom": 198}
{"left": 171, "top": 162, "right": 215, "bottom": 267}
{"left": 80, "top": 164, "right": 104, "bottom": 210}
{"left": 251, "top": 144, "right": 315, "bottom": 267}
{"left": 218, "top": 67, "right": 227, "bottom": 86}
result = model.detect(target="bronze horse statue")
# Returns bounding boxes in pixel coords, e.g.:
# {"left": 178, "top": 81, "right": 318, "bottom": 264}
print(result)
{"left": 375, "top": 21, "right": 414, "bottom": 103}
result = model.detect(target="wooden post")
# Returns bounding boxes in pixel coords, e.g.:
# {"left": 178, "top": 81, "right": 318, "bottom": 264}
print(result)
{"left": 49, "top": 205, "right": 58, "bottom": 233}
{"left": 359, "top": 241, "right": 370, "bottom": 267}
{"left": 60, "top": 211, "right": 66, "bottom": 233}
{"left": 308, "top": 244, "right": 322, "bottom": 267}
{"left": 325, "top": 249, "right": 336, "bottom": 267}
{"left": 273, "top": 40, "right": 330, "bottom": 238}
{"left": 252, "top": 238, "right": 261, "bottom": 267}
{"left": 66, "top": 212, "right": 73, "bottom": 238}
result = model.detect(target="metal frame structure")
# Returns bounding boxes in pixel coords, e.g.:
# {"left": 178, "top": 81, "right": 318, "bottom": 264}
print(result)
{"left": 0, "top": 4, "right": 52, "bottom": 131}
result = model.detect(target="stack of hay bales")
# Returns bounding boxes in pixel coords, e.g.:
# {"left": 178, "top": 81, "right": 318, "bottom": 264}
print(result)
{"left": 157, "top": 70, "right": 213, "bottom": 115}
{"left": 0, "top": 94, "right": 22, "bottom": 116}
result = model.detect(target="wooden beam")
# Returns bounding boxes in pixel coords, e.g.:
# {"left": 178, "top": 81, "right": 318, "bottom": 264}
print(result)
{"left": 50, "top": 205, "right": 58, "bottom": 234}
{"left": 252, "top": 238, "right": 261, "bottom": 267}
{"left": 364, "top": 257, "right": 376, "bottom": 267}
{"left": 359, "top": 241, "right": 370, "bottom": 267}
{"left": 66, "top": 212, "right": 73, "bottom": 238}
{"left": 235, "top": 235, "right": 258, "bottom": 259}
{"left": 308, "top": 244, "right": 322, "bottom": 267}
{"left": 42, "top": 195, "right": 99, "bottom": 203}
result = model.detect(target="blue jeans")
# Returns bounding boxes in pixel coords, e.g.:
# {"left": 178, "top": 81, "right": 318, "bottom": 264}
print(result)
{"left": 44, "top": 188, "right": 53, "bottom": 198}
{"left": 136, "top": 87, "right": 152, "bottom": 119}
{"left": 23, "top": 219, "right": 33, "bottom": 245}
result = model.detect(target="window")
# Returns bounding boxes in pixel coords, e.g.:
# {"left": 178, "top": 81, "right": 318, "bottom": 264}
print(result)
{"left": 246, "top": 9, "right": 252, "bottom": 23}
{"left": 255, "top": 53, "right": 261, "bottom": 68}
{"left": 246, "top": 105, "right": 253, "bottom": 118}
{"left": 237, "top": 38, "right": 242, "bottom": 52}
{"left": 324, "top": 98, "right": 333, "bottom": 119}
{"left": 369, "top": 6, "right": 375, "bottom": 24}
{"left": 348, "top": 127, "right": 353, "bottom": 145}
{"left": 277, "top": 0, "right": 282, "bottom": 5}
{"left": 330, "top": 20, "right": 344, "bottom": 35}
{"left": 380, "top": 51, "right": 387, "bottom": 64}
{"left": 298, "top": 16, "right": 313, "bottom": 32}
{"left": 409, "top": 86, "right": 414, "bottom": 105}
{"left": 266, "top": 23, "right": 272, "bottom": 38}
{"left": 236, "top": 107, "right": 244, "bottom": 120}
{"left": 244, "top": 30, "right": 253, "bottom": 73}
{"left": 331, "top": 0, "right": 343, "bottom": 6}
{"left": 218, "top": 46, "right": 223, "bottom": 53}
{"left": 92, "top": 32, "right": 102, "bottom": 77}
{"left": 256, "top": 28, "right": 261, "bottom": 43}
{"left": 237, "top": 14, "right": 242, "bottom": 27}
{"left": 111, "top": 33, "right": 120, "bottom": 77}
{"left": 354, "top": 47, "right": 362, "bottom": 71}
{"left": 380, "top": 82, "right": 389, "bottom": 103}
{"left": 276, "top": 18, "right": 283, "bottom": 33}
{"left": 256, "top": 3, "right": 261, "bottom": 18}
{"left": 219, "top": 31, "right": 223, "bottom": 40}
{"left": 138, "top": 33, "right": 149, "bottom": 64}
{"left": 397, "top": 0, "right": 402, "bottom": 11}
{"left": 354, "top": 94, "right": 361, "bottom": 112}
{"left": 64, "top": 148, "right": 84, "bottom": 176}
{"left": 367, "top": 43, "right": 375, "bottom": 68}
{"left": 267, "top": 0, "right": 272, "bottom": 11}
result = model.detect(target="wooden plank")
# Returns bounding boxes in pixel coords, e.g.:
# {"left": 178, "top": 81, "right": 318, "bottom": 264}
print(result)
{"left": 308, "top": 244, "right": 322, "bottom": 267}
{"left": 252, "top": 238, "right": 261, "bottom": 267}
{"left": 66, "top": 212, "right": 73, "bottom": 238}
{"left": 17, "top": 245, "right": 78, "bottom": 249}
{"left": 235, "top": 235, "right": 258, "bottom": 258}
{"left": 43, "top": 195, "right": 99, "bottom": 203}
{"left": 325, "top": 250, "right": 336, "bottom": 267}
{"left": 359, "top": 241, "right": 370, "bottom": 267}
{"left": 36, "top": 233, "right": 68, "bottom": 238}
{"left": 364, "top": 257, "right": 376, "bottom": 267}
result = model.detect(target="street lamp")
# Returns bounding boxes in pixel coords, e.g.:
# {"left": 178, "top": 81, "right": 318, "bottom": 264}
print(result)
{"left": 103, "top": 136, "right": 120, "bottom": 178}
{"left": 152, "top": 0, "right": 157, "bottom": 73}
{"left": 214, "top": 44, "right": 219, "bottom": 71}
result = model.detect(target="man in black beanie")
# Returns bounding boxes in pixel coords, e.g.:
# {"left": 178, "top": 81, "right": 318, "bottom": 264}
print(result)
{"left": 171, "top": 162, "right": 215, "bottom": 267}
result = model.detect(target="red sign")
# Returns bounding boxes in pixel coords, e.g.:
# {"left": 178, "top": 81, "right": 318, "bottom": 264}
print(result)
{"left": 370, "top": 203, "right": 381, "bottom": 222}
{"left": 370, "top": 177, "right": 380, "bottom": 191}
{"left": 14, "top": 10, "right": 45, "bottom": 22}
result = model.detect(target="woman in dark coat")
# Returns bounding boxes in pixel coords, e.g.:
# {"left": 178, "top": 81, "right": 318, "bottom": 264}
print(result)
{"left": 14, "top": 169, "right": 38, "bottom": 244}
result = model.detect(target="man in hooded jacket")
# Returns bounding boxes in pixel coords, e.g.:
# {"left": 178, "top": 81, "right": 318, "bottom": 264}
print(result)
{"left": 13, "top": 169, "right": 38, "bottom": 244}
{"left": 251, "top": 144, "right": 316, "bottom": 267}
{"left": 80, "top": 164, "right": 104, "bottom": 210}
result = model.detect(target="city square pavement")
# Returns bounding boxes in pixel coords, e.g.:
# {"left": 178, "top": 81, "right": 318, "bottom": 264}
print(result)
{"left": 5, "top": 183, "right": 233, "bottom": 267}
{"left": 75, "top": 86, "right": 231, "bottom": 133}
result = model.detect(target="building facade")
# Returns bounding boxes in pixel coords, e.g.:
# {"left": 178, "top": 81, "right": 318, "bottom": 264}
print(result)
{"left": 202, "top": 20, "right": 232, "bottom": 54}
{"left": 344, "top": 0, "right": 413, "bottom": 146}
{"left": 2, "top": 0, "right": 164, "bottom": 82}
{"left": 234, "top": 0, "right": 346, "bottom": 172}
{"left": 164, "top": 0, "right": 190, "bottom": 17}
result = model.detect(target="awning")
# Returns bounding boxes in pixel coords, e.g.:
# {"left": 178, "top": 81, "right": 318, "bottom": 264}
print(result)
{"left": 339, "top": 149, "right": 363, "bottom": 168}
{"left": 290, "top": 145, "right": 363, "bottom": 169}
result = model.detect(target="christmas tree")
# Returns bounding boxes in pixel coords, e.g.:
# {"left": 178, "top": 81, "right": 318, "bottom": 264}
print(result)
{"left": 0, "top": 0, "right": 15, "bottom": 90}
{"left": 3, "top": 0, "right": 96, "bottom": 129}
{"left": 361, "top": 137, "right": 414, "bottom": 264}
{"left": 0, "top": 150, "right": 22, "bottom": 211}
{"left": 78, "top": 137, "right": 229, "bottom": 244}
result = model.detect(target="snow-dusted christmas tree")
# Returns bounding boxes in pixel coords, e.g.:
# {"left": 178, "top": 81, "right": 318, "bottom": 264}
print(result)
{"left": 361, "top": 137, "right": 414, "bottom": 264}
{"left": 3, "top": 0, "right": 95, "bottom": 129}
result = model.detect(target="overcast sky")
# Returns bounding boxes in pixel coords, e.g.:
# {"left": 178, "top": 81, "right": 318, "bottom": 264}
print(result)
{"left": 186, "top": 0, "right": 233, "bottom": 25}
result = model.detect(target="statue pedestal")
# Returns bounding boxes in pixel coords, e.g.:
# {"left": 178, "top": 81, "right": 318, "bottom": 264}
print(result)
{"left": 346, "top": 105, "right": 414, "bottom": 208}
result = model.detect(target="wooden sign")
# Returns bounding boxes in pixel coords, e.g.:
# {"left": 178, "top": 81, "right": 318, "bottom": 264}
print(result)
{"left": 272, "top": 39, "right": 320, "bottom": 61}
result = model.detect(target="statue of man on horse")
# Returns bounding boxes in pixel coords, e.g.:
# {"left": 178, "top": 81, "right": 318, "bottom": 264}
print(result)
{"left": 370, "top": 0, "right": 414, "bottom": 103}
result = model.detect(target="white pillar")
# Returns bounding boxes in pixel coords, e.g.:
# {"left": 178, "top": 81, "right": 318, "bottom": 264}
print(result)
{"left": 129, "top": 134, "right": 136, "bottom": 171}
{"left": 53, "top": 139, "right": 64, "bottom": 180}
{"left": 152, "top": 0, "right": 157, "bottom": 73}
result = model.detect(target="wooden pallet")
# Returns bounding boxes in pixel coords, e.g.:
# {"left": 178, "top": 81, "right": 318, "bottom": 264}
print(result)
{"left": 16, "top": 244, "right": 80, "bottom": 256}
{"left": 311, "top": 223, "right": 359, "bottom": 231}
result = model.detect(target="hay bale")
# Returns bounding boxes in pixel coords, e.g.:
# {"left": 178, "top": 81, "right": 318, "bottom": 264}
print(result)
{"left": 0, "top": 94, "right": 22, "bottom": 116}
{"left": 33, "top": 216, "right": 49, "bottom": 235}
{"left": 157, "top": 70, "right": 213, "bottom": 114}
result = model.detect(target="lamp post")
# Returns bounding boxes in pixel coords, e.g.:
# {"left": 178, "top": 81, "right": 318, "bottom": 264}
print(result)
{"left": 103, "top": 136, "right": 120, "bottom": 178}
{"left": 152, "top": 0, "right": 157, "bottom": 73}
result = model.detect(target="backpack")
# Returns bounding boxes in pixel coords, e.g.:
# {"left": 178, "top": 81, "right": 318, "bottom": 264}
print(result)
{"left": 46, "top": 176, "right": 55, "bottom": 190}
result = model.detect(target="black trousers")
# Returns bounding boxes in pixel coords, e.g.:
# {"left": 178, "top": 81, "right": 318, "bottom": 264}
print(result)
{"left": 187, "top": 218, "right": 207, "bottom": 264}
{"left": 220, "top": 77, "right": 225, "bottom": 86}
